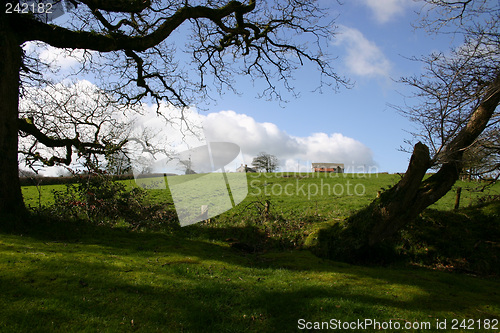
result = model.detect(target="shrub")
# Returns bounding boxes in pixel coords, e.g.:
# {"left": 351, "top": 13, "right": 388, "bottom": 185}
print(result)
{"left": 195, "top": 198, "right": 330, "bottom": 252}
{"left": 397, "top": 202, "right": 500, "bottom": 275}
{"left": 46, "top": 170, "right": 179, "bottom": 231}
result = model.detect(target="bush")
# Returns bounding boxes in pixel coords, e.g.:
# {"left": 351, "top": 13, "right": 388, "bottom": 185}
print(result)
{"left": 397, "top": 201, "right": 500, "bottom": 275}
{"left": 46, "top": 170, "right": 179, "bottom": 231}
{"left": 193, "top": 198, "right": 330, "bottom": 252}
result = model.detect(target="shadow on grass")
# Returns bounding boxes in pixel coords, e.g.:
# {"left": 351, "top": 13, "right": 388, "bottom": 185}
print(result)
{"left": 400, "top": 201, "right": 500, "bottom": 276}
{"left": 0, "top": 247, "right": 498, "bottom": 332}
{"left": 0, "top": 211, "right": 499, "bottom": 332}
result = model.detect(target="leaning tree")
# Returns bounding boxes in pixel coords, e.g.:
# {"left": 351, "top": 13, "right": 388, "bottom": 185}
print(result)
{"left": 0, "top": 0, "right": 347, "bottom": 216}
{"left": 317, "top": 0, "right": 500, "bottom": 262}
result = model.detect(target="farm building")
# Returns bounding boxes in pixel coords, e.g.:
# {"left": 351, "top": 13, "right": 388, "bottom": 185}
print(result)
{"left": 236, "top": 164, "right": 257, "bottom": 173}
{"left": 312, "top": 163, "right": 344, "bottom": 173}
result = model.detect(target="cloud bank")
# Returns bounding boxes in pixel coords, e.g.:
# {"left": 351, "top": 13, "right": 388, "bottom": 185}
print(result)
{"left": 203, "top": 110, "right": 376, "bottom": 172}
{"left": 21, "top": 79, "right": 376, "bottom": 175}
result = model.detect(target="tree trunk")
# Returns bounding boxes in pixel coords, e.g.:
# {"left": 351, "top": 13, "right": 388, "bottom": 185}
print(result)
{"left": 0, "top": 18, "right": 26, "bottom": 216}
{"left": 316, "top": 72, "right": 500, "bottom": 263}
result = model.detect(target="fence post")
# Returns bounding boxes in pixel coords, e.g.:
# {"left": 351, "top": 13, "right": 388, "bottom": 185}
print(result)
{"left": 454, "top": 187, "right": 462, "bottom": 210}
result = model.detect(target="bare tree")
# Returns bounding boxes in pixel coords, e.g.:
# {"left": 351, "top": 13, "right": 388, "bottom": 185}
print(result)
{"left": 317, "top": 0, "right": 500, "bottom": 263}
{"left": 105, "top": 150, "right": 133, "bottom": 175}
{"left": 251, "top": 152, "right": 278, "bottom": 172}
{"left": 1, "top": 0, "right": 348, "bottom": 216}
{"left": 461, "top": 127, "right": 500, "bottom": 180}
{"left": 18, "top": 81, "right": 132, "bottom": 171}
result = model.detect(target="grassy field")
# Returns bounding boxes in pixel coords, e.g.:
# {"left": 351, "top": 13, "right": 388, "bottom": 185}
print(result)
{"left": 1, "top": 173, "right": 498, "bottom": 332}
{"left": 22, "top": 173, "right": 500, "bottom": 215}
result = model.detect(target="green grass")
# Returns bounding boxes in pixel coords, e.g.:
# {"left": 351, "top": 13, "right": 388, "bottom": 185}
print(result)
{"left": 21, "top": 173, "right": 500, "bottom": 215}
{"left": 0, "top": 223, "right": 498, "bottom": 332}
{"left": 3, "top": 173, "right": 499, "bottom": 332}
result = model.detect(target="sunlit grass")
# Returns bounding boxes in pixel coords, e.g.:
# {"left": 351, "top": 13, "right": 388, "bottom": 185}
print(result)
{"left": 21, "top": 173, "right": 500, "bottom": 215}
{"left": 0, "top": 228, "right": 498, "bottom": 332}
{"left": 8, "top": 173, "right": 500, "bottom": 331}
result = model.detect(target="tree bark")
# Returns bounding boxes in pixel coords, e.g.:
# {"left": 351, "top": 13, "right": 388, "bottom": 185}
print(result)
{"left": 0, "top": 16, "right": 26, "bottom": 216}
{"left": 316, "top": 72, "right": 500, "bottom": 263}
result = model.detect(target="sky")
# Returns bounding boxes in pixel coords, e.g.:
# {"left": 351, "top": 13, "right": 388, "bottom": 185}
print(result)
{"left": 23, "top": 0, "right": 464, "bottom": 175}
{"left": 201, "top": 0, "right": 457, "bottom": 173}
{"left": 185, "top": 0, "right": 459, "bottom": 173}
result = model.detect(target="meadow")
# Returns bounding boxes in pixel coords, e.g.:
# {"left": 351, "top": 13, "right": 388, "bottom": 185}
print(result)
{"left": 0, "top": 172, "right": 498, "bottom": 332}
{"left": 22, "top": 172, "right": 499, "bottom": 224}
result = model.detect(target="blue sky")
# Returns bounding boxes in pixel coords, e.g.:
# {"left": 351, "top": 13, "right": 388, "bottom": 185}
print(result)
{"left": 197, "top": 0, "right": 459, "bottom": 173}
{"left": 25, "top": 0, "right": 464, "bottom": 175}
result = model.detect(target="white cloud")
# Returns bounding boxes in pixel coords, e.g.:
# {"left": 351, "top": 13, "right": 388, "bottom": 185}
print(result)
{"left": 41, "top": 46, "right": 89, "bottom": 69}
{"left": 23, "top": 41, "right": 93, "bottom": 70}
{"left": 203, "top": 111, "right": 301, "bottom": 157}
{"left": 360, "top": 0, "right": 410, "bottom": 23}
{"left": 334, "top": 26, "right": 392, "bottom": 78}
{"left": 23, "top": 89, "right": 375, "bottom": 175}
{"left": 202, "top": 110, "right": 376, "bottom": 172}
